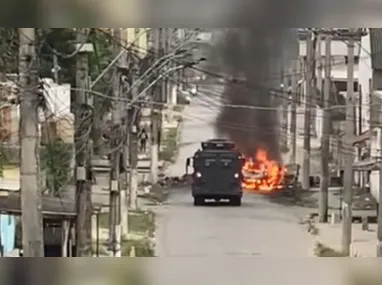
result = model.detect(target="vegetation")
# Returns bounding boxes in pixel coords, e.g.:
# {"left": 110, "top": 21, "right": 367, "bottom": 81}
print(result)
{"left": 97, "top": 210, "right": 156, "bottom": 256}
{"left": 41, "top": 140, "right": 72, "bottom": 196}
{"left": 139, "top": 184, "right": 169, "bottom": 204}
{"left": 121, "top": 238, "right": 155, "bottom": 257}
{"left": 159, "top": 127, "right": 179, "bottom": 162}
{"left": 173, "top": 104, "right": 185, "bottom": 113}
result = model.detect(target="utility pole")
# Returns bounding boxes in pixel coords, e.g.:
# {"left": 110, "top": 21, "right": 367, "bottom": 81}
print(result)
{"left": 311, "top": 34, "right": 322, "bottom": 138}
{"left": 319, "top": 34, "right": 332, "bottom": 223}
{"left": 150, "top": 28, "right": 162, "bottom": 185}
{"left": 19, "top": 28, "right": 44, "bottom": 257}
{"left": 128, "top": 46, "right": 140, "bottom": 211}
{"left": 281, "top": 65, "right": 289, "bottom": 151}
{"left": 108, "top": 28, "right": 123, "bottom": 257}
{"left": 52, "top": 54, "right": 60, "bottom": 84}
{"left": 119, "top": 29, "right": 129, "bottom": 239}
{"left": 74, "top": 28, "right": 93, "bottom": 257}
{"left": 378, "top": 126, "right": 382, "bottom": 256}
{"left": 341, "top": 29, "right": 356, "bottom": 256}
{"left": 290, "top": 60, "right": 298, "bottom": 164}
{"left": 302, "top": 31, "right": 316, "bottom": 190}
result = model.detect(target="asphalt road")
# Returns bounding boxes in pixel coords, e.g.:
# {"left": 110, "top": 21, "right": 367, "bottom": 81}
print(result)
{"left": 154, "top": 85, "right": 313, "bottom": 257}
{"left": 149, "top": 84, "right": 345, "bottom": 285}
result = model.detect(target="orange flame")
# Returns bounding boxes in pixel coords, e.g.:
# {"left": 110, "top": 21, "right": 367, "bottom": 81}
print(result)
{"left": 242, "top": 148, "right": 285, "bottom": 193}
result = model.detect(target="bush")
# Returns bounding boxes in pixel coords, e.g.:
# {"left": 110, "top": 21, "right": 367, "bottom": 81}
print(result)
{"left": 121, "top": 238, "right": 155, "bottom": 257}
{"left": 41, "top": 140, "right": 72, "bottom": 196}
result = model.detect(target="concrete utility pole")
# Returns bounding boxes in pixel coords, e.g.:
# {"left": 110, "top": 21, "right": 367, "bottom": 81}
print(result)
{"left": 108, "top": 28, "right": 123, "bottom": 257}
{"left": 311, "top": 34, "right": 322, "bottom": 138}
{"left": 119, "top": 29, "right": 129, "bottom": 239}
{"left": 19, "top": 28, "right": 44, "bottom": 257}
{"left": 319, "top": 34, "right": 332, "bottom": 223}
{"left": 128, "top": 57, "right": 140, "bottom": 210}
{"left": 302, "top": 31, "right": 317, "bottom": 190}
{"left": 74, "top": 28, "right": 93, "bottom": 257}
{"left": 52, "top": 54, "right": 60, "bottom": 84}
{"left": 281, "top": 66, "right": 289, "bottom": 151}
{"left": 289, "top": 60, "right": 298, "bottom": 164}
{"left": 341, "top": 29, "right": 356, "bottom": 256}
{"left": 163, "top": 28, "right": 170, "bottom": 106}
{"left": 150, "top": 28, "right": 162, "bottom": 185}
{"left": 377, "top": 127, "right": 382, "bottom": 256}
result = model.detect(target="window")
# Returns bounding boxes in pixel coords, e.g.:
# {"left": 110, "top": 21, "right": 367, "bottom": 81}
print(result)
{"left": 8, "top": 215, "right": 11, "bottom": 225}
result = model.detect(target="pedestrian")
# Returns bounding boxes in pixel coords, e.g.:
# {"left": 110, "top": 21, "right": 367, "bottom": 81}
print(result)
{"left": 139, "top": 128, "right": 148, "bottom": 153}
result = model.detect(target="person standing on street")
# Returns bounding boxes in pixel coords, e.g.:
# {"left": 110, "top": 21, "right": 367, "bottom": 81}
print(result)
{"left": 139, "top": 128, "right": 148, "bottom": 154}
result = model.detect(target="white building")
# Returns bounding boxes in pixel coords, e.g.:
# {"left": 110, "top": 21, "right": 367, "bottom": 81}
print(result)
{"left": 41, "top": 78, "right": 71, "bottom": 118}
{"left": 0, "top": 78, "right": 73, "bottom": 144}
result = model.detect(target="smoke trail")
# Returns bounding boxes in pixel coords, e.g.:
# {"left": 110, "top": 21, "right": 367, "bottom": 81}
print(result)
{"left": 213, "top": 28, "right": 290, "bottom": 163}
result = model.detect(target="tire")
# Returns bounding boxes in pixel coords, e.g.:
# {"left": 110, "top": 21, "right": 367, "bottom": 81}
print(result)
{"left": 194, "top": 197, "right": 204, "bottom": 206}
{"left": 230, "top": 197, "right": 242, "bottom": 206}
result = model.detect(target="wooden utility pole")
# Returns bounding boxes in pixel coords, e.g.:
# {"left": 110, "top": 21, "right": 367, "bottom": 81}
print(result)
{"left": 128, "top": 52, "right": 140, "bottom": 211}
{"left": 341, "top": 29, "right": 356, "bottom": 256}
{"left": 19, "top": 28, "right": 44, "bottom": 257}
{"left": 302, "top": 31, "right": 316, "bottom": 190}
{"left": 319, "top": 34, "right": 332, "bottom": 223}
{"left": 150, "top": 28, "right": 162, "bottom": 184}
{"left": 75, "top": 28, "right": 93, "bottom": 257}
{"left": 289, "top": 60, "right": 298, "bottom": 164}
{"left": 108, "top": 28, "right": 123, "bottom": 257}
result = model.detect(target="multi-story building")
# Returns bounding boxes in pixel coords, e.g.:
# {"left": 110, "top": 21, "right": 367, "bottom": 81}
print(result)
{"left": 297, "top": 29, "right": 362, "bottom": 142}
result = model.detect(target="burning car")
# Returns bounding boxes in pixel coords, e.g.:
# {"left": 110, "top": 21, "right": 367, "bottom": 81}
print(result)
{"left": 241, "top": 148, "right": 286, "bottom": 193}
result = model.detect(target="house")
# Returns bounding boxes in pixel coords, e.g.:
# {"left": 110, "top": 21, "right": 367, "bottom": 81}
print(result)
{"left": 0, "top": 77, "right": 73, "bottom": 145}
{"left": 298, "top": 29, "right": 362, "bottom": 141}
{"left": 364, "top": 29, "right": 382, "bottom": 203}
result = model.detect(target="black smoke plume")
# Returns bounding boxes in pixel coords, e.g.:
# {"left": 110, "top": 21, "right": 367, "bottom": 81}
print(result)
{"left": 213, "top": 28, "right": 290, "bottom": 163}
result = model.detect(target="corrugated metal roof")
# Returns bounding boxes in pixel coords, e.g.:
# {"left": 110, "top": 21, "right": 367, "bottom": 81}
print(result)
{"left": 370, "top": 28, "right": 382, "bottom": 70}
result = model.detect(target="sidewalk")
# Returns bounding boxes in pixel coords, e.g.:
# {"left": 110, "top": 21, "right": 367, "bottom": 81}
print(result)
{"left": 291, "top": 134, "right": 378, "bottom": 257}
{"left": 313, "top": 222, "right": 377, "bottom": 257}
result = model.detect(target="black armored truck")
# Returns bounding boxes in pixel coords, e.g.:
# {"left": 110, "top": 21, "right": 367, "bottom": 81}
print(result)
{"left": 185, "top": 139, "right": 244, "bottom": 206}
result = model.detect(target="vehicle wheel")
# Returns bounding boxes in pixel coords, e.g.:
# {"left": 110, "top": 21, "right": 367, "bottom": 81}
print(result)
{"left": 230, "top": 197, "right": 242, "bottom": 206}
{"left": 194, "top": 197, "right": 204, "bottom": 206}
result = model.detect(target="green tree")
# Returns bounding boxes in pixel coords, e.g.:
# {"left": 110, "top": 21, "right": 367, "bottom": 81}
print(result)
{"left": 0, "top": 28, "right": 18, "bottom": 73}
{"left": 41, "top": 140, "right": 72, "bottom": 196}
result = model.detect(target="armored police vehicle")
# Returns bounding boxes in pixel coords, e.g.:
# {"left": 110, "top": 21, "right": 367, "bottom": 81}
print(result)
{"left": 185, "top": 139, "right": 244, "bottom": 206}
